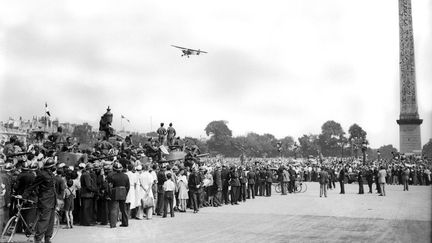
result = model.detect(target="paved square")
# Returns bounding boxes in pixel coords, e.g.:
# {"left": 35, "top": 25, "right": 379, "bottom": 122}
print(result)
{"left": 38, "top": 183, "right": 432, "bottom": 242}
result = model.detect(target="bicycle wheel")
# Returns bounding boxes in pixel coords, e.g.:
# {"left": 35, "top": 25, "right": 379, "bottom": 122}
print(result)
{"left": 301, "top": 182, "right": 308, "bottom": 193}
{"left": 275, "top": 184, "right": 281, "bottom": 193}
{"left": 1, "top": 216, "right": 18, "bottom": 243}
{"left": 294, "top": 183, "right": 302, "bottom": 193}
{"left": 50, "top": 212, "right": 60, "bottom": 239}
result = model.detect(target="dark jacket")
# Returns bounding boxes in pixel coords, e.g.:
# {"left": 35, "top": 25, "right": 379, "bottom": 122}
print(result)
{"left": 188, "top": 171, "right": 203, "bottom": 191}
{"left": 318, "top": 170, "right": 329, "bottom": 184}
{"left": 107, "top": 172, "right": 130, "bottom": 201}
{"left": 247, "top": 171, "right": 256, "bottom": 185}
{"left": 229, "top": 170, "right": 240, "bottom": 187}
{"left": 239, "top": 170, "right": 247, "bottom": 184}
{"left": 339, "top": 168, "right": 346, "bottom": 181}
{"left": 266, "top": 170, "right": 273, "bottom": 183}
{"left": 221, "top": 168, "right": 229, "bottom": 187}
{"left": 213, "top": 170, "right": 222, "bottom": 190}
{"left": 15, "top": 171, "right": 36, "bottom": 197}
{"left": 23, "top": 169, "right": 57, "bottom": 209}
{"left": 80, "top": 171, "right": 95, "bottom": 198}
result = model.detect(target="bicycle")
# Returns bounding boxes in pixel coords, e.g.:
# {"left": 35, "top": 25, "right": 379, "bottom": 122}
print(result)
{"left": 275, "top": 180, "right": 308, "bottom": 193}
{"left": 1, "top": 195, "right": 60, "bottom": 243}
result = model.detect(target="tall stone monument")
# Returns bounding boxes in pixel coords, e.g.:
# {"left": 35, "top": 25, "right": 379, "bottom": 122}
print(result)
{"left": 396, "top": 0, "right": 422, "bottom": 154}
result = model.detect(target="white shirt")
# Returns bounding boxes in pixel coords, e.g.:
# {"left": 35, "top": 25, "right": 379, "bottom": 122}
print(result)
{"left": 163, "top": 179, "right": 175, "bottom": 191}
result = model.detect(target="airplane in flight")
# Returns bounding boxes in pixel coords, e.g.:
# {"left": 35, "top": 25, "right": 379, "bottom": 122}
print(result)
{"left": 171, "top": 45, "right": 208, "bottom": 58}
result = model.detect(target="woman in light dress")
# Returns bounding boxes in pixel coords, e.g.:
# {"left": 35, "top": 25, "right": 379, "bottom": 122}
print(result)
{"left": 125, "top": 165, "right": 138, "bottom": 214}
{"left": 177, "top": 169, "right": 188, "bottom": 212}
{"left": 135, "top": 165, "right": 144, "bottom": 219}
{"left": 139, "top": 164, "right": 155, "bottom": 219}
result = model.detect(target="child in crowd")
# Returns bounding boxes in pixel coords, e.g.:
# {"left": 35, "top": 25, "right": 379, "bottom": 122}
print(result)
{"left": 64, "top": 179, "right": 76, "bottom": 228}
{"left": 162, "top": 173, "right": 175, "bottom": 218}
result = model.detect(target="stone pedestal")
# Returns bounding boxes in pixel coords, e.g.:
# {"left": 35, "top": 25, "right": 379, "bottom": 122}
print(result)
{"left": 397, "top": 119, "right": 422, "bottom": 153}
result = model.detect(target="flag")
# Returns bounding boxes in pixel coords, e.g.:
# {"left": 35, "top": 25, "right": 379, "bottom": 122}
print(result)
{"left": 45, "top": 102, "right": 51, "bottom": 117}
{"left": 121, "top": 115, "right": 130, "bottom": 123}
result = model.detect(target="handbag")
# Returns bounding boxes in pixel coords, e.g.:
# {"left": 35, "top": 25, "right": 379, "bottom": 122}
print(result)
{"left": 141, "top": 188, "right": 154, "bottom": 208}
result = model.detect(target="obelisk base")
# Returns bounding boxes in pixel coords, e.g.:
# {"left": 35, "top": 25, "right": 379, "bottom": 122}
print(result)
{"left": 397, "top": 119, "right": 422, "bottom": 154}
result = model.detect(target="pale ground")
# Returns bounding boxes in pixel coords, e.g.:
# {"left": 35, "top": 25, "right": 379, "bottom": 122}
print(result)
{"left": 14, "top": 183, "right": 432, "bottom": 243}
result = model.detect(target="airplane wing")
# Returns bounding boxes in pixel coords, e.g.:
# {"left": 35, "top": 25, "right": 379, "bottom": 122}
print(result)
{"left": 171, "top": 45, "right": 188, "bottom": 50}
{"left": 190, "top": 49, "right": 208, "bottom": 54}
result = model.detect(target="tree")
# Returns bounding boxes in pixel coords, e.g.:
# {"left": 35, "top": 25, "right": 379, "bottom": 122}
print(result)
{"left": 377, "top": 145, "right": 398, "bottom": 162}
{"left": 318, "top": 120, "right": 345, "bottom": 157}
{"left": 204, "top": 120, "right": 233, "bottom": 155}
{"left": 279, "top": 136, "right": 295, "bottom": 157}
{"left": 348, "top": 123, "right": 367, "bottom": 158}
{"left": 298, "top": 134, "right": 319, "bottom": 158}
{"left": 423, "top": 139, "right": 432, "bottom": 162}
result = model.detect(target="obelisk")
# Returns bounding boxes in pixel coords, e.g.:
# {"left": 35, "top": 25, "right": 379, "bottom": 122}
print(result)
{"left": 396, "top": 0, "right": 422, "bottom": 154}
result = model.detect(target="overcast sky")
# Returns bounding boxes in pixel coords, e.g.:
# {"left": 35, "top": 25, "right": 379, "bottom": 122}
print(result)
{"left": 0, "top": 0, "right": 431, "bottom": 149}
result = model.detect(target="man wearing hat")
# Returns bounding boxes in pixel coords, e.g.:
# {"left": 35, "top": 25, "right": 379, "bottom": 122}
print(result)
{"left": 107, "top": 162, "right": 130, "bottom": 228}
{"left": 23, "top": 158, "right": 57, "bottom": 243}
{"left": 16, "top": 161, "right": 38, "bottom": 233}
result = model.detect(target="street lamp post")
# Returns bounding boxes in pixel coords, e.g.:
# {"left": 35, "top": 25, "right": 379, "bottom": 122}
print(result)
{"left": 361, "top": 141, "right": 367, "bottom": 166}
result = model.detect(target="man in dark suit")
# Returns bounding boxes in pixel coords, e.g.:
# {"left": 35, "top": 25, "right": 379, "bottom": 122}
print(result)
{"left": 318, "top": 167, "right": 329, "bottom": 197}
{"left": 188, "top": 166, "right": 202, "bottom": 213}
{"left": 212, "top": 164, "right": 222, "bottom": 207}
{"left": 288, "top": 166, "right": 296, "bottom": 193}
{"left": 220, "top": 165, "right": 229, "bottom": 204}
{"left": 265, "top": 167, "right": 273, "bottom": 197}
{"left": 358, "top": 168, "right": 364, "bottom": 194}
{"left": 247, "top": 167, "right": 256, "bottom": 199}
{"left": 96, "top": 165, "right": 109, "bottom": 225}
{"left": 366, "top": 167, "right": 374, "bottom": 193}
{"left": 23, "top": 158, "right": 57, "bottom": 243}
{"left": 339, "top": 166, "right": 346, "bottom": 194}
{"left": 239, "top": 167, "right": 247, "bottom": 202}
{"left": 259, "top": 167, "right": 266, "bottom": 196}
{"left": 155, "top": 166, "right": 167, "bottom": 215}
{"left": 107, "top": 162, "right": 130, "bottom": 228}
{"left": 80, "top": 164, "right": 96, "bottom": 226}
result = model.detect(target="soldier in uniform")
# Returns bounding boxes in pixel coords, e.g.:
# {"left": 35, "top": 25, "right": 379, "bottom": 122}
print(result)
{"left": 229, "top": 166, "right": 240, "bottom": 204}
{"left": 23, "top": 158, "right": 57, "bottom": 243}
{"left": 107, "top": 162, "right": 130, "bottom": 228}
{"left": 167, "top": 123, "right": 176, "bottom": 146}
{"left": 247, "top": 166, "right": 256, "bottom": 199}
{"left": 156, "top": 123, "right": 167, "bottom": 146}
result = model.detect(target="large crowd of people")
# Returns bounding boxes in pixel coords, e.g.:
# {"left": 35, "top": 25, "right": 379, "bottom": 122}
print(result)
{"left": 0, "top": 121, "right": 431, "bottom": 243}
